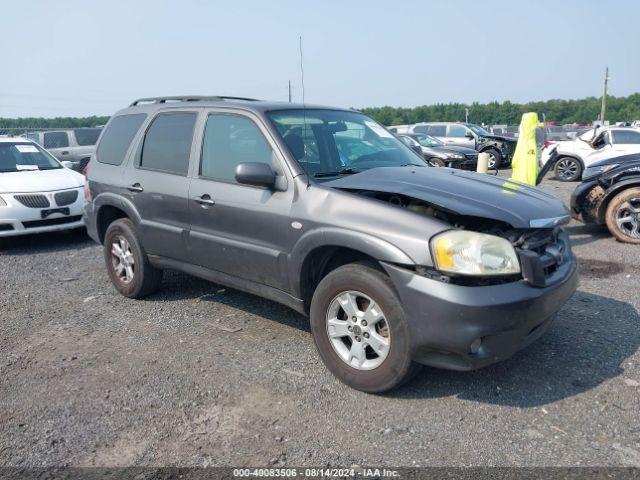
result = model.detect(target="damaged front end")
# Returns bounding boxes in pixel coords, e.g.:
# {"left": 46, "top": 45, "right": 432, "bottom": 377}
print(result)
{"left": 341, "top": 188, "right": 572, "bottom": 289}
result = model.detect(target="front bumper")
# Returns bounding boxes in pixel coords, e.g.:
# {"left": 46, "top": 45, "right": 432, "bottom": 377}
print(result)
{"left": 570, "top": 180, "right": 604, "bottom": 224}
{"left": 382, "top": 256, "right": 578, "bottom": 371}
{"left": 0, "top": 189, "right": 85, "bottom": 237}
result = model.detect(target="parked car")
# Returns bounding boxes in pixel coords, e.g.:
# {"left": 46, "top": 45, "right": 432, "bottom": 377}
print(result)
{"left": 490, "top": 125, "right": 519, "bottom": 138}
{"left": 396, "top": 134, "right": 425, "bottom": 157}
{"left": 570, "top": 153, "right": 640, "bottom": 243}
{"left": 395, "top": 122, "right": 517, "bottom": 169}
{"left": 541, "top": 125, "right": 569, "bottom": 142}
{"left": 84, "top": 96, "right": 577, "bottom": 393}
{"left": 22, "top": 128, "right": 102, "bottom": 173}
{"left": 398, "top": 133, "right": 478, "bottom": 170}
{"left": 541, "top": 126, "right": 640, "bottom": 181}
{"left": 0, "top": 136, "right": 85, "bottom": 237}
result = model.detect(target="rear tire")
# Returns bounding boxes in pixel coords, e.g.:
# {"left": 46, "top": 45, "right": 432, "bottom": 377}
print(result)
{"left": 103, "top": 218, "right": 163, "bottom": 298}
{"left": 310, "top": 262, "right": 420, "bottom": 393}
{"left": 605, "top": 188, "right": 640, "bottom": 244}
{"left": 554, "top": 157, "right": 582, "bottom": 182}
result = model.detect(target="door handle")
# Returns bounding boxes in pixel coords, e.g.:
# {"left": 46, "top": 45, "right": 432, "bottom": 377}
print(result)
{"left": 195, "top": 194, "right": 215, "bottom": 206}
{"left": 128, "top": 183, "right": 144, "bottom": 193}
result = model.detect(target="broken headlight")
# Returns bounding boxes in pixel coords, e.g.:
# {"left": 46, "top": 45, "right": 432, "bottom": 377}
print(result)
{"left": 430, "top": 230, "right": 520, "bottom": 276}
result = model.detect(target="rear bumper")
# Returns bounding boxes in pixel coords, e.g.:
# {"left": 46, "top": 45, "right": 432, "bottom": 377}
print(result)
{"left": 382, "top": 257, "right": 578, "bottom": 371}
{"left": 83, "top": 201, "right": 100, "bottom": 243}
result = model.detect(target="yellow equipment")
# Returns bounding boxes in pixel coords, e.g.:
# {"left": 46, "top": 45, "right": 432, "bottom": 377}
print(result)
{"left": 510, "top": 112, "right": 543, "bottom": 185}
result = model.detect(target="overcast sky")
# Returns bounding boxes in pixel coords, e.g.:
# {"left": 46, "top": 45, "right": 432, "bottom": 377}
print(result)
{"left": 2, "top": 0, "right": 639, "bottom": 118}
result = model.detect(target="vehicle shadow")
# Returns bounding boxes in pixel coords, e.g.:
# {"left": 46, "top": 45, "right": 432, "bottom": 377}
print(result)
{"left": 565, "top": 223, "right": 611, "bottom": 247}
{"left": 151, "top": 269, "right": 311, "bottom": 334}
{"left": 392, "top": 290, "right": 640, "bottom": 407}
{"left": 153, "top": 271, "right": 638, "bottom": 407}
{"left": 0, "top": 228, "right": 94, "bottom": 256}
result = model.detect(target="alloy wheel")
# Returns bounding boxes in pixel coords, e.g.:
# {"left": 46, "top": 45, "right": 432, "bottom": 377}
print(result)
{"left": 615, "top": 198, "right": 640, "bottom": 240}
{"left": 325, "top": 290, "right": 390, "bottom": 370}
{"left": 556, "top": 159, "right": 579, "bottom": 180}
{"left": 111, "top": 235, "right": 135, "bottom": 284}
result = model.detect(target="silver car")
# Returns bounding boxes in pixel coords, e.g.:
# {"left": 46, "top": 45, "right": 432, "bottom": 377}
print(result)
{"left": 23, "top": 128, "right": 102, "bottom": 172}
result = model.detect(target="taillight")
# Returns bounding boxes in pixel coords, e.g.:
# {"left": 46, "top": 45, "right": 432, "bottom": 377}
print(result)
{"left": 543, "top": 141, "right": 556, "bottom": 148}
{"left": 83, "top": 165, "right": 92, "bottom": 201}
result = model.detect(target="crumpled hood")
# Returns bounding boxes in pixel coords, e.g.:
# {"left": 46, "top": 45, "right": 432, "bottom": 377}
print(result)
{"left": 479, "top": 134, "right": 517, "bottom": 144}
{"left": 423, "top": 145, "right": 478, "bottom": 157}
{"left": 325, "top": 167, "right": 570, "bottom": 229}
{"left": 0, "top": 168, "right": 84, "bottom": 193}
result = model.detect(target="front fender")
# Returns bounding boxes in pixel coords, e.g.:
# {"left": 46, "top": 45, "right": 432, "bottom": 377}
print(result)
{"left": 288, "top": 227, "right": 415, "bottom": 297}
{"left": 597, "top": 177, "right": 640, "bottom": 222}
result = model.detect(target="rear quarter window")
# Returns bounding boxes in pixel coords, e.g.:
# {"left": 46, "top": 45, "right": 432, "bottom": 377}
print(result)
{"left": 74, "top": 128, "right": 102, "bottom": 146}
{"left": 96, "top": 114, "right": 147, "bottom": 166}
{"left": 43, "top": 131, "right": 69, "bottom": 149}
{"left": 139, "top": 112, "right": 196, "bottom": 175}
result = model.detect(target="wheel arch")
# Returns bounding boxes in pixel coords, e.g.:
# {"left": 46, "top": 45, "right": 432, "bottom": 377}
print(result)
{"left": 597, "top": 178, "right": 640, "bottom": 223}
{"left": 94, "top": 194, "right": 142, "bottom": 244}
{"left": 291, "top": 229, "right": 414, "bottom": 314}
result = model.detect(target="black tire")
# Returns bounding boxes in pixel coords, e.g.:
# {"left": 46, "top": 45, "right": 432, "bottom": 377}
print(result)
{"left": 554, "top": 157, "right": 582, "bottom": 182}
{"left": 310, "top": 262, "right": 420, "bottom": 393}
{"left": 428, "top": 157, "right": 446, "bottom": 167}
{"left": 103, "top": 218, "right": 163, "bottom": 298}
{"left": 605, "top": 187, "right": 640, "bottom": 244}
{"left": 483, "top": 148, "right": 503, "bottom": 169}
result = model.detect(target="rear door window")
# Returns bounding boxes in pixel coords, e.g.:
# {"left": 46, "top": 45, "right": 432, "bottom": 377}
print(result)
{"left": 139, "top": 112, "right": 197, "bottom": 175}
{"left": 74, "top": 128, "right": 102, "bottom": 146}
{"left": 43, "top": 131, "right": 69, "bottom": 149}
{"left": 96, "top": 114, "right": 147, "bottom": 166}
{"left": 426, "top": 125, "right": 446, "bottom": 136}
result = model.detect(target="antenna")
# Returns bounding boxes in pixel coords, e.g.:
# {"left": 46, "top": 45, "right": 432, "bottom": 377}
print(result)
{"left": 299, "top": 36, "right": 305, "bottom": 105}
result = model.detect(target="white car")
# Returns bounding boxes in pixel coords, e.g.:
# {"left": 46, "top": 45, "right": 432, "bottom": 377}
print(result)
{"left": 0, "top": 136, "right": 85, "bottom": 237}
{"left": 540, "top": 126, "right": 640, "bottom": 181}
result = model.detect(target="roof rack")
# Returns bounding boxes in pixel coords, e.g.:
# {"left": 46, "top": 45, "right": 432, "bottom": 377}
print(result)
{"left": 129, "top": 96, "right": 259, "bottom": 107}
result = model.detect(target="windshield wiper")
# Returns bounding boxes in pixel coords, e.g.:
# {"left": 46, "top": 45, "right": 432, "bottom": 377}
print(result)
{"left": 399, "top": 163, "right": 427, "bottom": 167}
{"left": 313, "top": 167, "right": 359, "bottom": 178}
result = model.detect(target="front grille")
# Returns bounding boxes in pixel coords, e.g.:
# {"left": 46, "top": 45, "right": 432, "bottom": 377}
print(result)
{"left": 22, "top": 215, "right": 82, "bottom": 229}
{"left": 54, "top": 190, "right": 79, "bottom": 206}
{"left": 14, "top": 194, "right": 50, "bottom": 208}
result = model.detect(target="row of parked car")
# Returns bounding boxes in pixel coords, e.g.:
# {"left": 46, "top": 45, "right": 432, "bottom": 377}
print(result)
{"left": 2, "top": 96, "right": 640, "bottom": 394}
{"left": 21, "top": 127, "right": 102, "bottom": 173}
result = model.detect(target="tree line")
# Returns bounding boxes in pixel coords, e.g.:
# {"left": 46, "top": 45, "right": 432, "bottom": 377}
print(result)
{"left": 1, "top": 94, "right": 640, "bottom": 132}
{"left": 360, "top": 93, "right": 640, "bottom": 126}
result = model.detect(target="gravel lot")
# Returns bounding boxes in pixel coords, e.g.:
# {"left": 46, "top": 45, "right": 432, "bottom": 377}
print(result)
{"left": 1, "top": 172, "right": 639, "bottom": 468}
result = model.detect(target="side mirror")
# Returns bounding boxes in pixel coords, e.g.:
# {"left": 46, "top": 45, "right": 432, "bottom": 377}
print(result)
{"left": 235, "top": 162, "right": 277, "bottom": 188}
{"left": 465, "top": 132, "right": 474, "bottom": 139}
{"left": 61, "top": 160, "right": 74, "bottom": 169}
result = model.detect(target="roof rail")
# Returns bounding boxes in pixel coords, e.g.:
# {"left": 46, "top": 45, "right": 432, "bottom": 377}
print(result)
{"left": 129, "top": 96, "right": 259, "bottom": 107}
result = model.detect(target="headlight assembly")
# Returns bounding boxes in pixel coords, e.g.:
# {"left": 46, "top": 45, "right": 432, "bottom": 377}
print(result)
{"left": 430, "top": 230, "right": 520, "bottom": 276}
{"left": 582, "top": 164, "right": 618, "bottom": 181}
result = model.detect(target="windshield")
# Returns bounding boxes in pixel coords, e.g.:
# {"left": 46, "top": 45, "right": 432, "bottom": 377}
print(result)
{"left": 267, "top": 109, "right": 425, "bottom": 178}
{"left": 414, "top": 134, "right": 444, "bottom": 147}
{"left": 0, "top": 142, "right": 62, "bottom": 173}
{"left": 467, "top": 124, "right": 491, "bottom": 136}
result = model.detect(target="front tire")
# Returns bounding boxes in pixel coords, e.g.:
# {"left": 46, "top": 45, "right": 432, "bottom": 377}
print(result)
{"left": 310, "top": 263, "right": 420, "bottom": 393}
{"left": 554, "top": 157, "right": 582, "bottom": 182}
{"left": 103, "top": 218, "right": 163, "bottom": 298}
{"left": 605, "top": 188, "right": 640, "bottom": 244}
{"left": 483, "top": 148, "right": 503, "bottom": 169}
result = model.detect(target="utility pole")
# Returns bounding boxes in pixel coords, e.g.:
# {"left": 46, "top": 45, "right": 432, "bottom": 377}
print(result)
{"left": 288, "top": 80, "right": 292, "bottom": 103}
{"left": 465, "top": 108, "right": 469, "bottom": 123}
{"left": 600, "top": 67, "right": 609, "bottom": 126}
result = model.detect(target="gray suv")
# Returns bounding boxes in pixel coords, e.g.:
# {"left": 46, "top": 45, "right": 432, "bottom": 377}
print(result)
{"left": 84, "top": 96, "right": 577, "bottom": 392}
{"left": 23, "top": 128, "right": 102, "bottom": 172}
